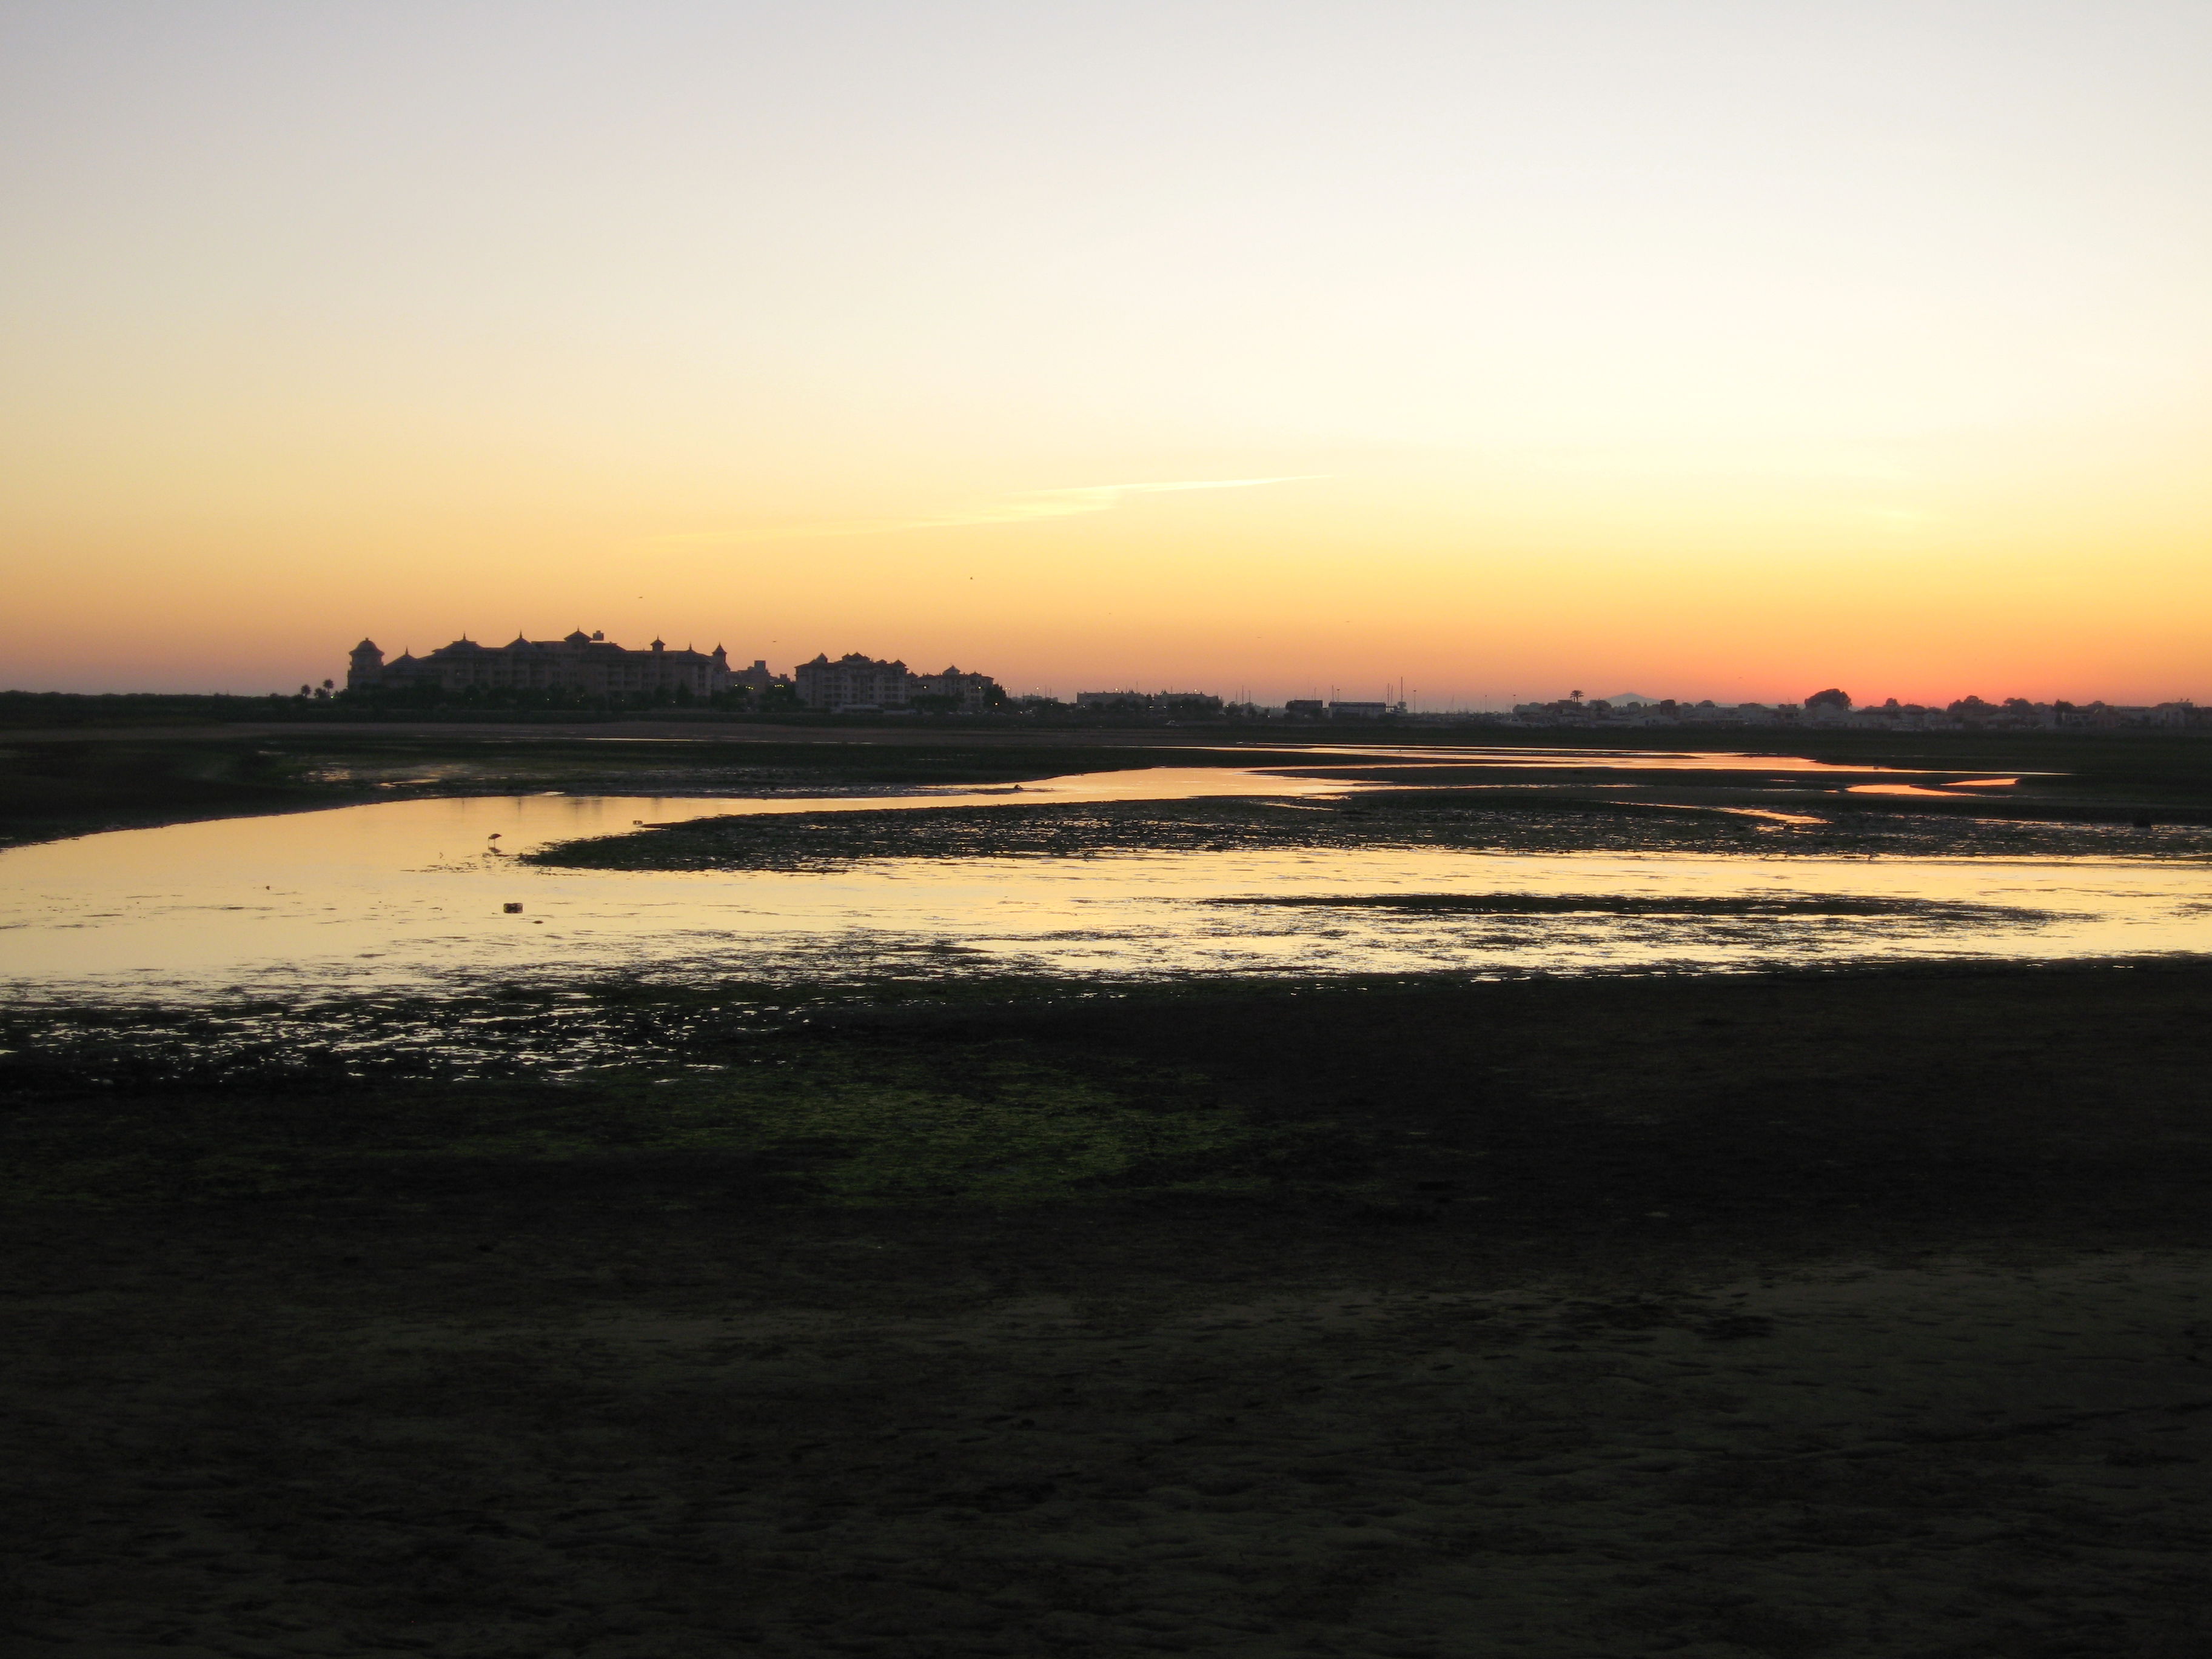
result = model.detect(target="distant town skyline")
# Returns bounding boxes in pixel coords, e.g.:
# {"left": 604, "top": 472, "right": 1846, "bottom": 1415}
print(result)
{"left": 316, "top": 624, "right": 2194, "bottom": 721}
{"left": 5, "top": 6, "right": 2210, "bottom": 706}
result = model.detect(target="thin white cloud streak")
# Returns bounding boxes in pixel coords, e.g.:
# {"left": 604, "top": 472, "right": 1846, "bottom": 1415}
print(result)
{"left": 649, "top": 475, "right": 1326, "bottom": 546}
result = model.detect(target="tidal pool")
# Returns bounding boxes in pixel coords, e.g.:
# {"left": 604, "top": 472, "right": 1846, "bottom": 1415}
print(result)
{"left": 2, "top": 769, "right": 2207, "bottom": 1001}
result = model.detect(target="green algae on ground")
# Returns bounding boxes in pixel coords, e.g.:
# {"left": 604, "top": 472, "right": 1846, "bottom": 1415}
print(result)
{"left": 414, "top": 1045, "right": 1267, "bottom": 1206}
{"left": 0, "top": 1032, "right": 1271, "bottom": 1209}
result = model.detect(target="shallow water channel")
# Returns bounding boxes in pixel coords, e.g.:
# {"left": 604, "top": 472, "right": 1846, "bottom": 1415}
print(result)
{"left": 3, "top": 763, "right": 2208, "bottom": 1000}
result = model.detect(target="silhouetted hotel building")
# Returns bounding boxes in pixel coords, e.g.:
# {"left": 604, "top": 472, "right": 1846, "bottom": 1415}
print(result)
{"left": 794, "top": 652, "right": 1001, "bottom": 712}
{"left": 347, "top": 631, "right": 741, "bottom": 696}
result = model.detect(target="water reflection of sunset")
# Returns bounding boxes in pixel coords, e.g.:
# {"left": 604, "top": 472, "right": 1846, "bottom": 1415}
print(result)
{"left": 5, "top": 787, "right": 2206, "bottom": 1000}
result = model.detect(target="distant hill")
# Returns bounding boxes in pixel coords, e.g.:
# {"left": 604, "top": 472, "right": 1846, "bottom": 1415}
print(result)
{"left": 1604, "top": 693, "right": 1661, "bottom": 706}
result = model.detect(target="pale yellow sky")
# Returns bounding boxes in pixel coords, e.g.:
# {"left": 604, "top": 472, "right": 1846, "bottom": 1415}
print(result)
{"left": 3, "top": 2, "right": 2208, "bottom": 703}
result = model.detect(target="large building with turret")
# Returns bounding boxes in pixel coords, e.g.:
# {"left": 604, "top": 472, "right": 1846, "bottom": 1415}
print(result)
{"left": 347, "top": 631, "right": 743, "bottom": 697}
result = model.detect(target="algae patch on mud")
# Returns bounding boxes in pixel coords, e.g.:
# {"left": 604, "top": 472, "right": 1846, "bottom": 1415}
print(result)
{"left": 424, "top": 1047, "right": 1267, "bottom": 1207}
{"left": 0, "top": 1033, "right": 1269, "bottom": 1210}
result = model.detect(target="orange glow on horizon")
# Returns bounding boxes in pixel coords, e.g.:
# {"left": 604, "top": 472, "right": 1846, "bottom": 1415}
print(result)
{"left": 3, "top": 5, "right": 2209, "bottom": 707}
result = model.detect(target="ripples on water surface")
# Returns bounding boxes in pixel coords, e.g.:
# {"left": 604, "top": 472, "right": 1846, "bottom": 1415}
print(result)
{"left": 2, "top": 762, "right": 2208, "bottom": 1002}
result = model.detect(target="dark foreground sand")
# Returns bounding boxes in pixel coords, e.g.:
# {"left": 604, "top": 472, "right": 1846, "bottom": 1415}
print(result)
{"left": 8, "top": 967, "right": 2212, "bottom": 1657}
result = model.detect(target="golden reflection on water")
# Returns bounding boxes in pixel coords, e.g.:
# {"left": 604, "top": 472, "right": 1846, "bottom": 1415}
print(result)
{"left": 1204, "top": 745, "right": 1935, "bottom": 773}
{"left": 1843, "top": 779, "right": 2024, "bottom": 797}
{"left": 1, "top": 773, "right": 2206, "bottom": 1000}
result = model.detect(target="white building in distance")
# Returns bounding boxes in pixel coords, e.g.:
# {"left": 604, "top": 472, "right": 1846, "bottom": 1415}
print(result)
{"left": 794, "top": 652, "right": 1002, "bottom": 712}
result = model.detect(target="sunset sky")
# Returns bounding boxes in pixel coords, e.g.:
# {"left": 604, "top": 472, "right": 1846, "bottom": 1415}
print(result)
{"left": 4, "top": 2, "right": 2209, "bottom": 705}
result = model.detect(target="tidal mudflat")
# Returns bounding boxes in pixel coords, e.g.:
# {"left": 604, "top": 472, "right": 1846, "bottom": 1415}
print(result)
{"left": 8, "top": 967, "right": 2212, "bottom": 1657}
{"left": 7, "top": 729, "right": 2212, "bottom": 1656}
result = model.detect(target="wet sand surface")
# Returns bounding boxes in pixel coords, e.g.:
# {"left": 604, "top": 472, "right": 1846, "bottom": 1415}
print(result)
{"left": 10, "top": 1234, "right": 2210, "bottom": 1658}
{"left": 8, "top": 966, "right": 2212, "bottom": 1657}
